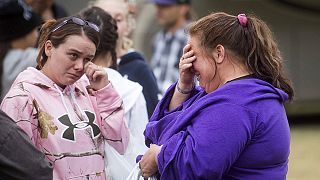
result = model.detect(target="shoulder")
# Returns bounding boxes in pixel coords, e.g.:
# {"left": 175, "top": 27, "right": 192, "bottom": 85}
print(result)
{"left": 0, "top": 111, "right": 16, "bottom": 142}
{"left": 4, "top": 48, "right": 37, "bottom": 70}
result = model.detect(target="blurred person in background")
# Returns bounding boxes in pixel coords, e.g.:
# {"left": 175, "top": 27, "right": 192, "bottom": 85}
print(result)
{"left": 25, "top": 0, "right": 68, "bottom": 21}
{"left": 150, "top": 0, "right": 192, "bottom": 94}
{"left": 80, "top": 6, "right": 149, "bottom": 179}
{"left": 139, "top": 12, "right": 294, "bottom": 179}
{"left": 0, "top": 0, "right": 41, "bottom": 100}
{"left": 0, "top": 109, "right": 53, "bottom": 179}
{"left": 93, "top": 0, "right": 159, "bottom": 118}
{"left": 1, "top": 15, "right": 129, "bottom": 179}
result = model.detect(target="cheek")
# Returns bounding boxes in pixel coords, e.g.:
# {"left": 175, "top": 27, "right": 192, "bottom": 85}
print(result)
{"left": 117, "top": 22, "right": 127, "bottom": 36}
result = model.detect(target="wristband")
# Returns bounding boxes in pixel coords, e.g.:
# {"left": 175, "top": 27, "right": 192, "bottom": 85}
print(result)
{"left": 176, "top": 81, "right": 194, "bottom": 94}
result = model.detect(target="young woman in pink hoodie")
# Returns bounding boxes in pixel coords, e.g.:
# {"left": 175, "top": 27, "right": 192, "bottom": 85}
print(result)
{"left": 1, "top": 16, "right": 129, "bottom": 179}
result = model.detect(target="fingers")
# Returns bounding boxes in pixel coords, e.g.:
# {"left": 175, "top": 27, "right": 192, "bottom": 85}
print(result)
{"left": 84, "top": 62, "right": 109, "bottom": 90}
{"left": 139, "top": 155, "right": 156, "bottom": 179}
{"left": 84, "top": 62, "right": 106, "bottom": 81}
{"left": 179, "top": 44, "right": 196, "bottom": 85}
{"left": 180, "top": 43, "right": 196, "bottom": 67}
{"left": 181, "top": 50, "right": 195, "bottom": 61}
{"left": 182, "top": 43, "right": 192, "bottom": 54}
{"left": 179, "top": 50, "right": 196, "bottom": 72}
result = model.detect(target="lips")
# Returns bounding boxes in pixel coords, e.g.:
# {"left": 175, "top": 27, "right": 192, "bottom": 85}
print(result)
{"left": 67, "top": 73, "right": 80, "bottom": 79}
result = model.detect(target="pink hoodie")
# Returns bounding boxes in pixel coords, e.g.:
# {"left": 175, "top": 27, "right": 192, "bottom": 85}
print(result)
{"left": 1, "top": 67, "right": 129, "bottom": 180}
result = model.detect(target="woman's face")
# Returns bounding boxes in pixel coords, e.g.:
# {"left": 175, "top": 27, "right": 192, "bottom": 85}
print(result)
{"left": 97, "top": 0, "right": 129, "bottom": 39}
{"left": 189, "top": 36, "right": 221, "bottom": 93}
{"left": 43, "top": 34, "right": 96, "bottom": 87}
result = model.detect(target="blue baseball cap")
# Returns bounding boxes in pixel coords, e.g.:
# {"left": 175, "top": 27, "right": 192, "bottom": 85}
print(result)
{"left": 151, "top": 0, "right": 191, "bottom": 5}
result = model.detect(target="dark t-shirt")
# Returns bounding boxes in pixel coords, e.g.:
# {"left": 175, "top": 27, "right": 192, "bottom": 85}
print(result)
{"left": 119, "top": 51, "right": 159, "bottom": 118}
{"left": 0, "top": 110, "right": 53, "bottom": 180}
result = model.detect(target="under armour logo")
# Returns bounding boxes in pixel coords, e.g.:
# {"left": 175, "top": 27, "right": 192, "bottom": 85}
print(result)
{"left": 58, "top": 111, "right": 100, "bottom": 141}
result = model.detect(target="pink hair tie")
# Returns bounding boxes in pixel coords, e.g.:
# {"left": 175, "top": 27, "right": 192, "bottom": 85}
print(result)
{"left": 237, "top": 14, "right": 248, "bottom": 27}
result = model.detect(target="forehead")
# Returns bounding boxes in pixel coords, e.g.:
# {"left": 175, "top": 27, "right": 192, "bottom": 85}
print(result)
{"left": 59, "top": 35, "right": 96, "bottom": 53}
{"left": 97, "top": 0, "right": 128, "bottom": 16}
{"left": 189, "top": 36, "right": 201, "bottom": 47}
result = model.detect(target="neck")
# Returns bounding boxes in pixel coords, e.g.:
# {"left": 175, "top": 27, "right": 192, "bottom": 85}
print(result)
{"left": 219, "top": 60, "right": 251, "bottom": 86}
{"left": 11, "top": 38, "right": 29, "bottom": 49}
{"left": 94, "top": 53, "right": 112, "bottom": 68}
{"left": 116, "top": 38, "right": 127, "bottom": 58}
{"left": 40, "top": 66, "right": 66, "bottom": 89}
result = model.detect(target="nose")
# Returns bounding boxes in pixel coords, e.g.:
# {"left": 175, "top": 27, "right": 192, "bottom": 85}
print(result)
{"left": 74, "top": 59, "right": 84, "bottom": 71}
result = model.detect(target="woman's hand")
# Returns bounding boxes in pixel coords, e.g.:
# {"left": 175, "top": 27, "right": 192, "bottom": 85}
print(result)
{"left": 84, "top": 62, "right": 109, "bottom": 90}
{"left": 179, "top": 44, "right": 196, "bottom": 90}
{"left": 139, "top": 144, "right": 162, "bottom": 178}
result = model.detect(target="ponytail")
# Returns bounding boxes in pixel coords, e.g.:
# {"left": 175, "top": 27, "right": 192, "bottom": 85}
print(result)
{"left": 36, "top": 20, "right": 56, "bottom": 70}
{"left": 246, "top": 16, "right": 294, "bottom": 101}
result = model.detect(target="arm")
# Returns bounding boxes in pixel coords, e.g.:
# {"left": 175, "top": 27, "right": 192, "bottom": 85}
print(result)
{"left": 1, "top": 84, "right": 39, "bottom": 144}
{"left": 93, "top": 84, "right": 129, "bottom": 154}
{"left": 85, "top": 62, "right": 129, "bottom": 154}
{"left": 159, "top": 104, "right": 254, "bottom": 179}
{"left": 169, "top": 44, "right": 196, "bottom": 110}
{"left": 0, "top": 111, "right": 52, "bottom": 179}
{"left": 143, "top": 104, "right": 254, "bottom": 179}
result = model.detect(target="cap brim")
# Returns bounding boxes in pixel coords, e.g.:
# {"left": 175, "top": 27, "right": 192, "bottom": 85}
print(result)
{"left": 149, "top": 0, "right": 176, "bottom": 5}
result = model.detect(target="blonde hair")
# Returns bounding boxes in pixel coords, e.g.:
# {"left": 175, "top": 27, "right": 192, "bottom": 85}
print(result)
{"left": 91, "top": 0, "right": 136, "bottom": 49}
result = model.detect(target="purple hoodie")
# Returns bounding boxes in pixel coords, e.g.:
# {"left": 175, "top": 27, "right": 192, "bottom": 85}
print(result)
{"left": 145, "top": 78, "right": 290, "bottom": 180}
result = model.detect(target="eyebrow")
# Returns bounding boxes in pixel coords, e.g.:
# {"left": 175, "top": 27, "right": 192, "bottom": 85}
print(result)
{"left": 68, "top": 49, "right": 95, "bottom": 58}
{"left": 114, "top": 12, "right": 125, "bottom": 17}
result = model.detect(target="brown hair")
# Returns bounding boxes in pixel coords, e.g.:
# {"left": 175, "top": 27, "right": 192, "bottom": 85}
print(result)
{"left": 36, "top": 16, "right": 100, "bottom": 69}
{"left": 79, "top": 6, "right": 119, "bottom": 70}
{"left": 187, "top": 12, "right": 294, "bottom": 101}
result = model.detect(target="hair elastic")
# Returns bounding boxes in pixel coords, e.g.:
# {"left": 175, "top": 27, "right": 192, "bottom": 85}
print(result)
{"left": 237, "top": 14, "right": 248, "bottom": 27}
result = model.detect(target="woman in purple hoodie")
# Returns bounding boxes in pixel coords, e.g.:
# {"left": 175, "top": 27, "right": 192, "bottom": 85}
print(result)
{"left": 139, "top": 12, "right": 294, "bottom": 180}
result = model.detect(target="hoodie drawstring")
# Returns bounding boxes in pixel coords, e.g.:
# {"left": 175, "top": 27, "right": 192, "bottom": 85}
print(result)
{"left": 70, "top": 87, "right": 90, "bottom": 122}
{"left": 53, "top": 84, "right": 89, "bottom": 122}
{"left": 54, "top": 84, "right": 73, "bottom": 119}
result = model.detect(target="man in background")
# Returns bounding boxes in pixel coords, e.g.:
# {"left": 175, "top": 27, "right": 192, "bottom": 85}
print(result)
{"left": 25, "top": 0, "right": 68, "bottom": 20}
{"left": 150, "top": 0, "right": 192, "bottom": 94}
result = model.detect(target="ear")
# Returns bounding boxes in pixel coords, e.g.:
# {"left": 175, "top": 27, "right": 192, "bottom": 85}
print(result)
{"left": 44, "top": 40, "right": 53, "bottom": 57}
{"left": 124, "top": 14, "right": 133, "bottom": 37}
{"left": 212, "top": 44, "right": 225, "bottom": 64}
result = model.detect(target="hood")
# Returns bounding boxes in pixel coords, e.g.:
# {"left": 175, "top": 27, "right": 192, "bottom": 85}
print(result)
{"left": 13, "top": 67, "right": 60, "bottom": 92}
{"left": 11, "top": 67, "right": 86, "bottom": 97}
{"left": 118, "top": 51, "right": 145, "bottom": 66}
{"left": 105, "top": 68, "right": 143, "bottom": 113}
{"left": 215, "top": 78, "right": 289, "bottom": 105}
